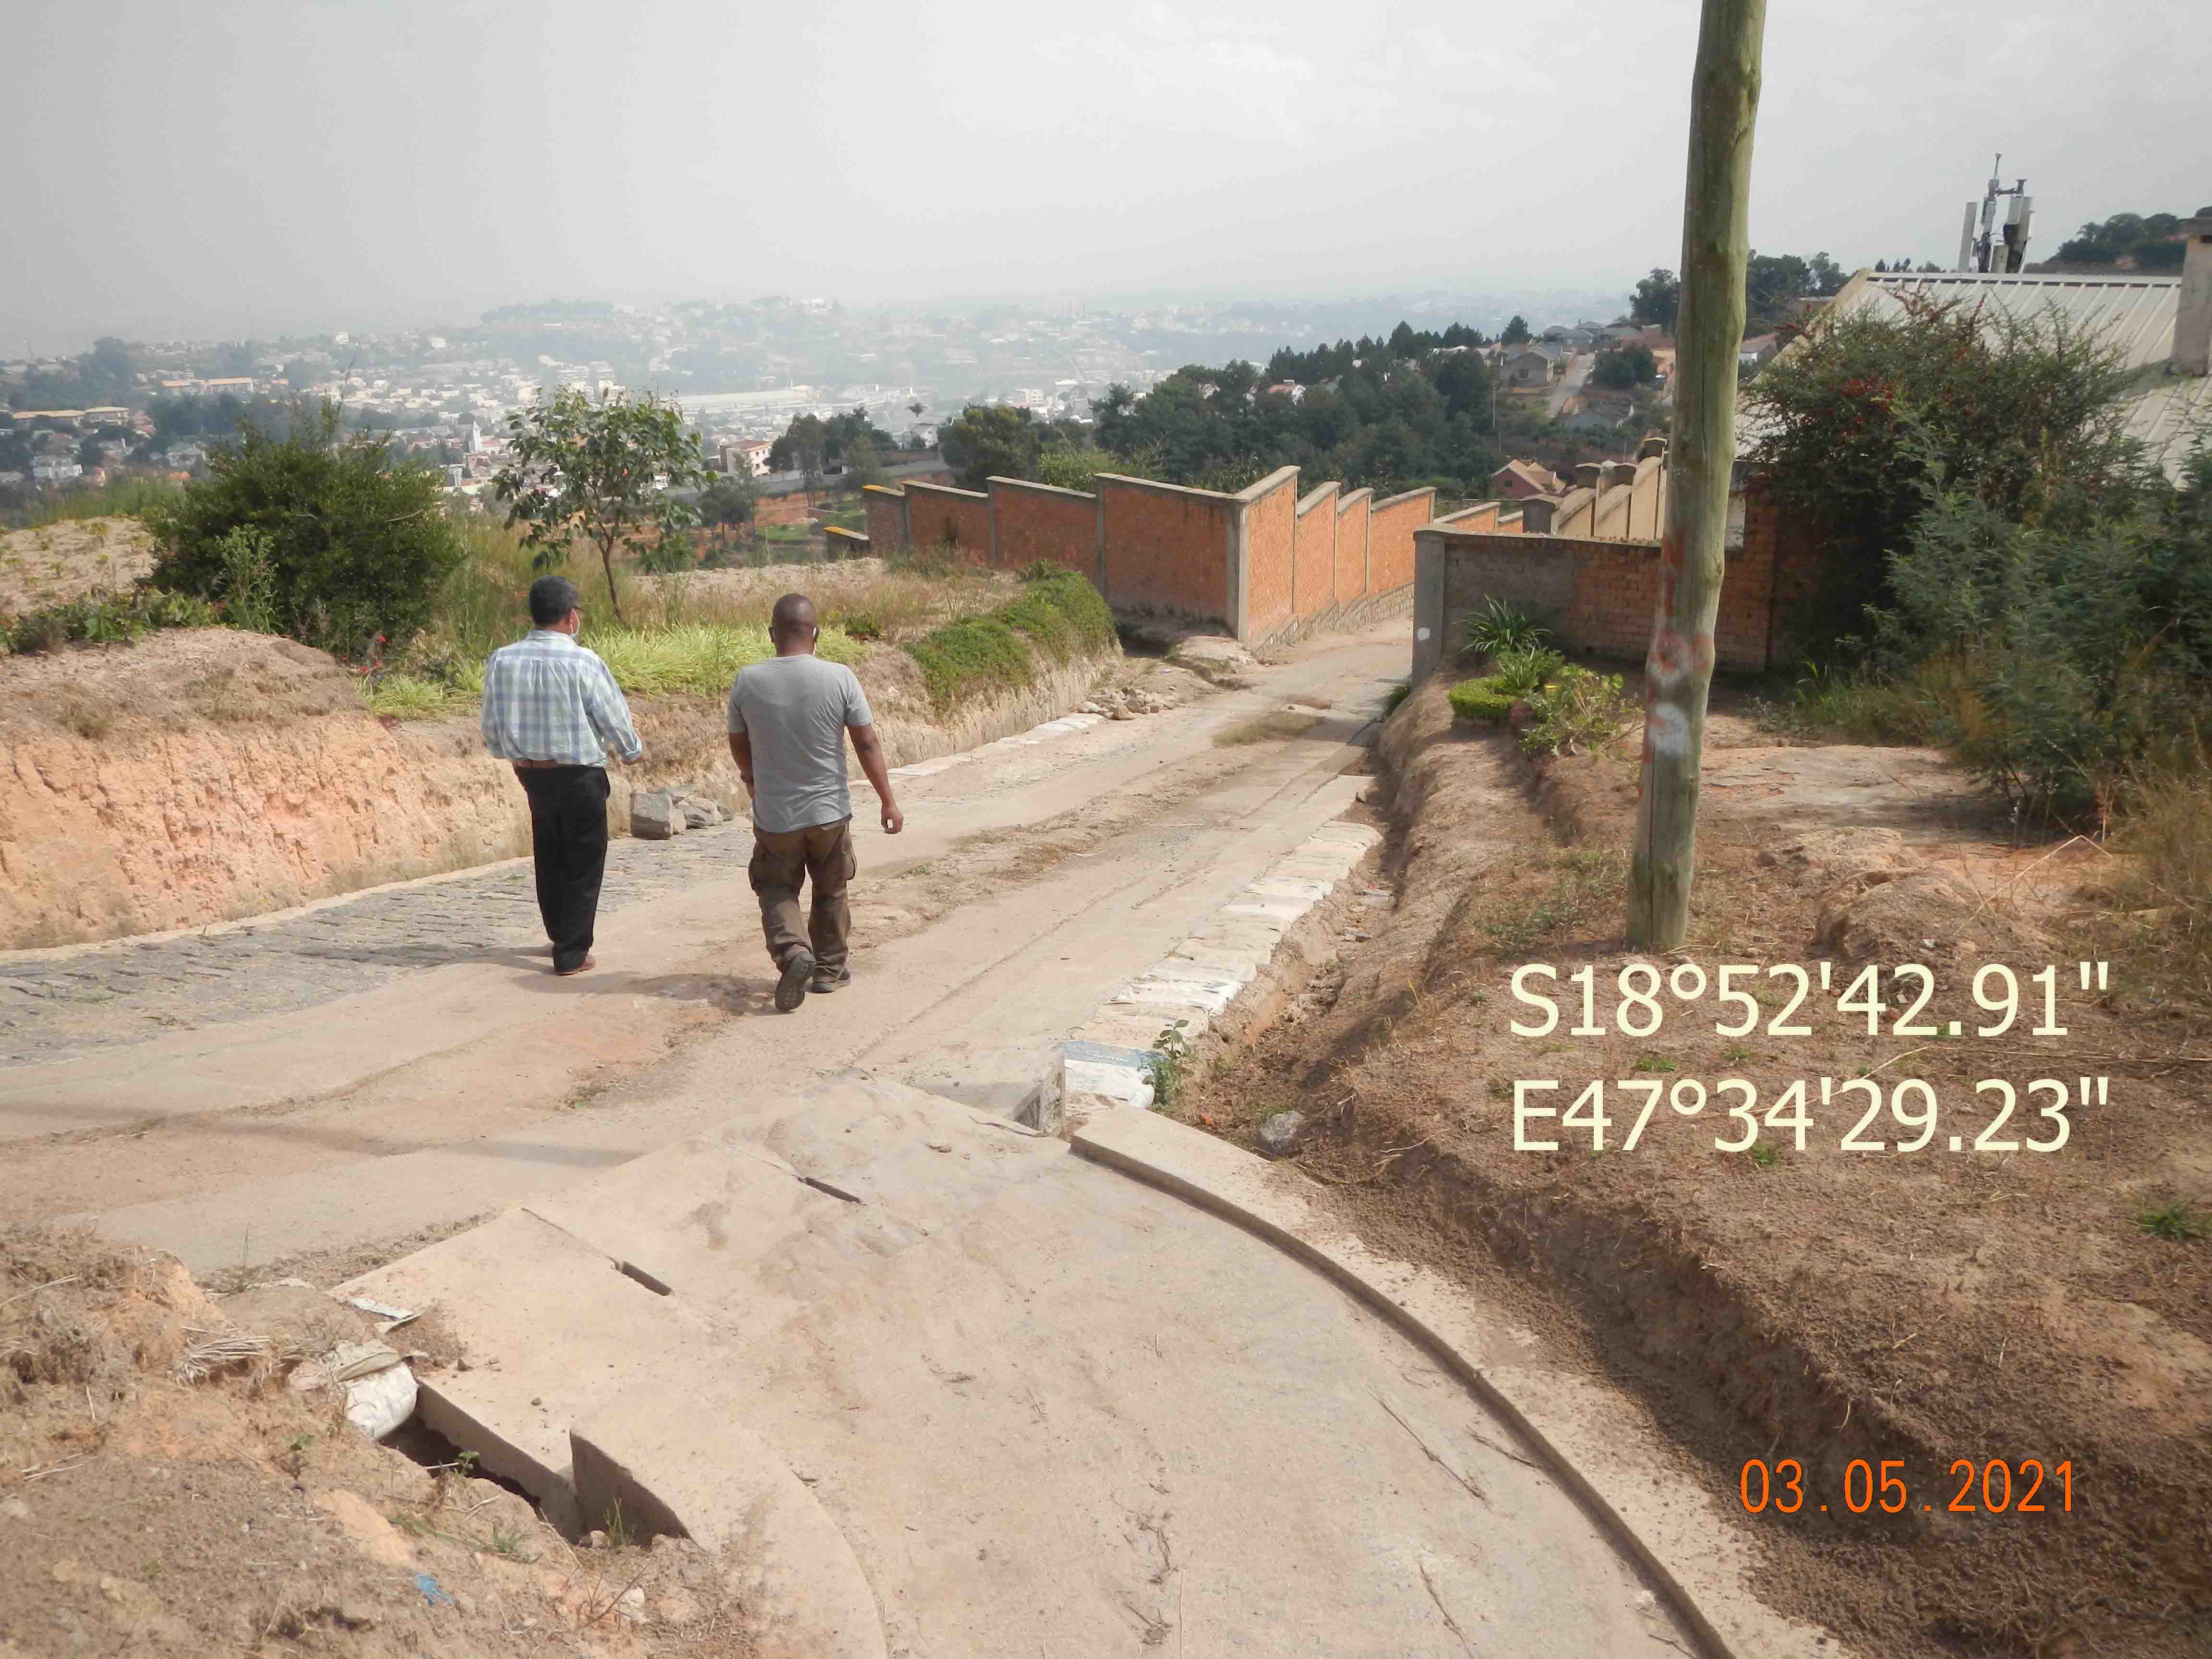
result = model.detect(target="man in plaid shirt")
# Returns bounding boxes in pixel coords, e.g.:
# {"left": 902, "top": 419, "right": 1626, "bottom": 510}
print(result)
{"left": 481, "top": 576, "right": 643, "bottom": 975}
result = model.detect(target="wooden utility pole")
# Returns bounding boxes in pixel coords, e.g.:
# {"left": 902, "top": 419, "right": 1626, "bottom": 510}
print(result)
{"left": 1627, "top": 0, "right": 1766, "bottom": 950}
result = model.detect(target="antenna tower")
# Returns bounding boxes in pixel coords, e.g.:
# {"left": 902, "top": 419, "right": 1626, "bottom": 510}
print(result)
{"left": 1956, "top": 155, "right": 2033, "bottom": 273}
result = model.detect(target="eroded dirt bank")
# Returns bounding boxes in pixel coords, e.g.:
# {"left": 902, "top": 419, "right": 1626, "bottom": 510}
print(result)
{"left": 1184, "top": 677, "right": 2212, "bottom": 1659}
{"left": 0, "top": 628, "right": 1112, "bottom": 949}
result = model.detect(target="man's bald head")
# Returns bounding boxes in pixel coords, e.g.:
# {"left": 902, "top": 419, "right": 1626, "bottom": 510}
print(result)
{"left": 770, "top": 593, "right": 818, "bottom": 650}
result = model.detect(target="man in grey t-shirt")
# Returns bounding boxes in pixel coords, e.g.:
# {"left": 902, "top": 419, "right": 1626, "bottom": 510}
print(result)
{"left": 727, "top": 593, "right": 904, "bottom": 1011}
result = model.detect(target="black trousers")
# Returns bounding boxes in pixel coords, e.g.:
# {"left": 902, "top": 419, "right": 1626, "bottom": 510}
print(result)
{"left": 515, "top": 765, "right": 609, "bottom": 973}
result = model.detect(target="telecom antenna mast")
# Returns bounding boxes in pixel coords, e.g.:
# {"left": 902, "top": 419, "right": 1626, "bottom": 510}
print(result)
{"left": 1956, "top": 155, "right": 2033, "bottom": 273}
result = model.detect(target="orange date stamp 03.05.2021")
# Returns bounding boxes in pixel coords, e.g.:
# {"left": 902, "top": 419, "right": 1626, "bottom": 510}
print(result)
{"left": 1738, "top": 1457, "right": 2075, "bottom": 1517}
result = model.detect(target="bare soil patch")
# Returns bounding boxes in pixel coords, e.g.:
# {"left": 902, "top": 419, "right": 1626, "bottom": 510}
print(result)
{"left": 1, "top": 1225, "right": 754, "bottom": 1656}
{"left": 0, "top": 518, "right": 158, "bottom": 614}
{"left": 1184, "top": 676, "right": 2212, "bottom": 1658}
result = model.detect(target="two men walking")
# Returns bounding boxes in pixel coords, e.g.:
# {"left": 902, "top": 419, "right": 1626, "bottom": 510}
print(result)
{"left": 483, "top": 577, "right": 901, "bottom": 1009}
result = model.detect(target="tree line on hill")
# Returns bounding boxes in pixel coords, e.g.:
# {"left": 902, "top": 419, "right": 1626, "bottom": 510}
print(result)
{"left": 922, "top": 321, "right": 1644, "bottom": 504}
{"left": 1630, "top": 250, "right": 1849, "bottom": 337}
{"left": 2046, "top": 209, "right": 2209, "bottom": 272}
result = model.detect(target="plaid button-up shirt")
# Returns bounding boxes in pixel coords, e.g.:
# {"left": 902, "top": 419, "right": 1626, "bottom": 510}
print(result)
{"left": 480, "top": 630, "right": 643, "bottom": 767}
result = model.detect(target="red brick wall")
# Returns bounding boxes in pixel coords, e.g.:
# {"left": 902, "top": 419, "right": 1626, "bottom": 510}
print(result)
{"left": 1368, "top": 488, "right": 1435, "bottom": 593}
{"left": 1098, "top": 476, "right": 1233, "bottom": 620}
{"left": 1744, "top": 484, "right": 1827, "bottom": 667}
{"left": 755, "top": 491, "right": 815, "bottom": 529}
{"left": 1239, "top": 472, "right": 1298, "bottom": 640}
{"left": 863, "top": 485, "right": 909, "bottom": 552}
{"left": 1294, "top": 485, "right": 1336, "bottom": 617}
{"left": 1333, "top": 489, "right": 1371, "bottom": 602}
{"left": 991, "top": 479, "right": 1095, "bottom": 576}
{"left": 1564, "top": 541, "right": 1663, "bottom": 661}
{"left": 902, "top": 481, "right": 993, "bottom": 562}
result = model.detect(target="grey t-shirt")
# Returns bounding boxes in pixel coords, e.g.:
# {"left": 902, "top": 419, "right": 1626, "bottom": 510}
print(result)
{"left": 725, "top": 654, "right": 875, "bottom": 834}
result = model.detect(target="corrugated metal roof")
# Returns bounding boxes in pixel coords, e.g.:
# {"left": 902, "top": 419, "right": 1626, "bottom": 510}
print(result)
{"left": 1744, "top": 268, "right": 2212, "bottom": 481}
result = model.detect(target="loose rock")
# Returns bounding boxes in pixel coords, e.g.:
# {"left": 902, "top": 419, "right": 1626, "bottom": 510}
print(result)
{"left": 630, "top": 791, "right": 685, "bottom": 840}
{"left": 1255, "top": 1111, "right": 1307, "bottom": 1158}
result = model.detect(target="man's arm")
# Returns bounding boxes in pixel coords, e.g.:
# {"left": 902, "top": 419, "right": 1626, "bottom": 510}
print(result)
{"left": 727, "top": 730, "right": 753, "bottom": 796}
{"left": 848, "top": 722, "right": 902, "bottom": 834}
{"left": 583, "top": 659, "right": 644, "bottom": 763}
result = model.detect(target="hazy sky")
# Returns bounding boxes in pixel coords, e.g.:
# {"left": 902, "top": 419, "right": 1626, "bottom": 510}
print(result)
{"left": 9, "top": 0, "right": 2207, "bottom": 352}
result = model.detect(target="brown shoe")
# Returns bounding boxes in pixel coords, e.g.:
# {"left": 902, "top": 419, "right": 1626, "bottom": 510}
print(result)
{"left": 555, "top": 954, "right": 596, "bottom": 977}
{"left": 808, "top": 966, "right": 853, "bottom": 994}
{"left": 775, "top": 950, "right": 815, "bottom": 1012}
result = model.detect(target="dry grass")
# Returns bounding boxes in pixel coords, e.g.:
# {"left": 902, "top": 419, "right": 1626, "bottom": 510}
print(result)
{"left": 647, "top": 554, "right": 1015, "bottom": 643}
{"left": 2096, "top": 765, "right": 2212, "bottom": 1007}
{"left": 1213, "top": 709, "right": 1323, "bottom": 746}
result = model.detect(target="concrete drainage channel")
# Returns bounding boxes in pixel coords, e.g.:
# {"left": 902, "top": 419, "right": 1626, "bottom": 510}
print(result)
{"left": 1017, "top": 817, "right": 1383, "bottom": 1130}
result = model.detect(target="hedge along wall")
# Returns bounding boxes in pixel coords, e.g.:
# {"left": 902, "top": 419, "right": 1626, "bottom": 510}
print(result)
{"left": 903, "top": 480, "right": 993, "bottom": 558}
{"left": 1293, "top": 483, "right": 1338, "bottom": 621}
{"left": 990, "top": 476, "right": 1100, "bottom": 578}
{"left": 1409, "top": 519, "right": 1785, "bottom": 683}
{"left": 1097, "top": 473, "right": 1237, "bottom": 622}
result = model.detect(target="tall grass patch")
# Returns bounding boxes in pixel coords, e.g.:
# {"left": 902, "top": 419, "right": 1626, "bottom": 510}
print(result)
{"left": 905, "top": 569, "right": 1115, "bottom": 712}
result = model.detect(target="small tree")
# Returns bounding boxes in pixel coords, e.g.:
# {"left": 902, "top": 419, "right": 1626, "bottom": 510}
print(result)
{"left": 940, "top": 404, "right": 1042, "bottom": 490}
{"left": 697, "top": 475, "right": 757, "bottom": 541}
{"left": 146, "top": 400, "right": 463, "bottom": 655}
{"left": 494, "top": 387, "right": 711, "bottom": 619}
{"left": 1501, "top": 315, "right": 1532, "bottom": 346}
{"left": 1631, "top": 268, "right": 1682, "bottom": 331}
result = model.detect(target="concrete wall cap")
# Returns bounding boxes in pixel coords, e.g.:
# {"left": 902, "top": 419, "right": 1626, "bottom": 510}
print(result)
{"left": 986, "top": 475, "right": 1097, "bottom": 502}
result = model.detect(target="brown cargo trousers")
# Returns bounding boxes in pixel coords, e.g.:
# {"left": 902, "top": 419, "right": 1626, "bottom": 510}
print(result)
{"left": 747, "top": 815, "right": 855, "bottom": 973}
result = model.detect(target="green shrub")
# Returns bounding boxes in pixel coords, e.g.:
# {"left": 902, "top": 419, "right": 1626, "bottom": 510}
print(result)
{"left": 1743, "top": 290, "right": 2144, "bottom": 648}
{"left": 1381, "top": 682, "right": 1411, "bottom": 716}
{"left": 1489, "top": 645, "right": 1564, "bottom": 697}
{"left": 1520, "top": 664, "right": 1633, "bottom": 755}
{"left": 1, "top": 587, "right": 219, "bottom": 655}
{"left": 1877, "top": 454, "right": 2212, "bottom": 817}
{"left": 637, "top": 531, "right": 697, "bottom": 575}
{"left": 146, "top": 402, "right": 465, "bottom": 656}
{"left": 1030, "top": 445, "right": 1119, "bottom": 494}
{"left": 906, "top": 613, "right": 1034, "bottom": 709}
{"left": 1462, "top": 597, "right": 1551, "bottom": 659}
{"left": 904, "top": 570, "right": 1115, "bottom": 711}
{"left": 1750, "top": 659, "right": 1932, "bottom": 744}
{"left": 1449, "top": 677, "right": 1515, "bottom": 724}
{"left": 216, "top": 527, "right": 278, "bottom": 634}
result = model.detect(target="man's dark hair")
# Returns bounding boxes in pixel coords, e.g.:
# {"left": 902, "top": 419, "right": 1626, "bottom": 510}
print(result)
{"left": 770, "top": 592, "right": 818, "bottom": 640}
{"left": 529, "top": 575, "right": 580, "bottom": 627}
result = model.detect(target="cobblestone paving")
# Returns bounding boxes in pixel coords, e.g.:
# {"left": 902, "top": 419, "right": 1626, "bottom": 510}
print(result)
{"left": 0, "top": 821, "right": 763, "bottom": 1068}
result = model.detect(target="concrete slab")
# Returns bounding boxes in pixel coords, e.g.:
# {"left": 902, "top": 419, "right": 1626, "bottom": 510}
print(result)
{"left": 1247, "top": 877, "right": 1333, "bottom": 904}
{"left": 1109, "top": 976, "right": 1242, "bottom": 1015}
{"left": 522, "top": 1132, "right": 923, "bottom": 1347}
{"left": 745, "top": 1073, "right": 1065, "bottom": 1237}
{"left": 572, "top": 1398, "right": 888, "bottom": 1659}
{"left": 1062, "top": 1058, "right": 1153, "bottom": 1109}
{"left": 1071, "top": 1009, "right": 1185, "bottom": 1051}
{"left": 1071, "top": 1106, "right": 1841, "bottom": 1659}
{"left": 336, "top": 1210, "right": 721, "bottom": 1533}
{"left": 711, "top": 1153, "right": 1690, "bottom": 1657}
{"left": 1145, "top": 954, "right": 1258, "bottom": 986}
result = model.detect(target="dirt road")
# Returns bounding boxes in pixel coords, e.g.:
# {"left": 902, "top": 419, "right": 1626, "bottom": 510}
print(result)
{"left": 5, "top": 626, "right": 1401, "bottom": 1280}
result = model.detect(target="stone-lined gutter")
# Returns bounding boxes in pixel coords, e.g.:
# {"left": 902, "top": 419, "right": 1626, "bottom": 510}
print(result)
{"left": 1023, "top": 818, "right": 1383, "bottom": 1129}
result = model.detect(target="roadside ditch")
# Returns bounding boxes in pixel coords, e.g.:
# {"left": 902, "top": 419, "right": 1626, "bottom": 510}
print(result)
{"left": 1169, "top": 675, "right": 2212, "bottom": 1659}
